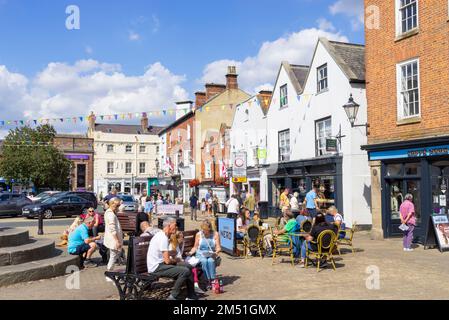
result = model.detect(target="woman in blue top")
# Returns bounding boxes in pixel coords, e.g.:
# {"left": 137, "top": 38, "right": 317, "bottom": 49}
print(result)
{"left": 188, "top": 220, "right": 222, "bottom": 289}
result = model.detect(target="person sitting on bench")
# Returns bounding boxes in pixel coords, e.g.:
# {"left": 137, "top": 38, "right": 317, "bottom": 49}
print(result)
{"left": 68, "top": 216, "right": 100, "bottom": 268}
{"left": 146, "top": 217, "right": 198, "bottom": 300}
{"left": 137, "top": 211, "right": 161, "bottom": 237}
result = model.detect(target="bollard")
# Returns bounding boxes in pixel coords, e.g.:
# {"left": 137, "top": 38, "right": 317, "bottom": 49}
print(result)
{"left": 37, "top": 211, "right": 44, "bottom": 235}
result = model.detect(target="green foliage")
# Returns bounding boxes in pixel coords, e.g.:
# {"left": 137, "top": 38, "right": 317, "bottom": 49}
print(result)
{"left": 0, "top": 125, "right": 71, "bottom": 190}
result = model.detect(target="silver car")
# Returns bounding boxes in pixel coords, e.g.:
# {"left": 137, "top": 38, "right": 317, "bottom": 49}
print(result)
{"left": 118, "top": 195, "right": 137, "bottom": 212}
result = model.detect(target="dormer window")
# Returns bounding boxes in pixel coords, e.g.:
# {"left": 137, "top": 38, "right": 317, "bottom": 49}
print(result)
{"left": 280, "top": 84, "right": 288, "bottom": 108}
{"left": 317, "top": 64, "right": 328, "bottom": 93}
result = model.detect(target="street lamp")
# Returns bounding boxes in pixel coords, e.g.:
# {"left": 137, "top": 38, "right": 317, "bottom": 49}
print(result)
{"left": 343, "top": 94, "right": 369, "bottom": 135}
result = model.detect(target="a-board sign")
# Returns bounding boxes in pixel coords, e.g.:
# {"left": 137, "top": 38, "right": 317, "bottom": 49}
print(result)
{"left": 217, "top": 217, "right": 236, "bottom": 256}
{"left": 155, "top": 204, "right": 184, "bottom": 216}
{"left": 424, "top": 214, "right": 449, "bottom": 252}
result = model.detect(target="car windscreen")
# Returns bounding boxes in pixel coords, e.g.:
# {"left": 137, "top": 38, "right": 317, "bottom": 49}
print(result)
{"left": 120, "top": 196, "right": 134, "bottom": 202}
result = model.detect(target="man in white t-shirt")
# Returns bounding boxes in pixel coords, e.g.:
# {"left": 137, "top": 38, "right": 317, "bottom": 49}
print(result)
{"left": 146, "top": 217, "right": 197, "bottom": 300}
{"left": 226, "top": 194, "right": 240, "bottom": 219}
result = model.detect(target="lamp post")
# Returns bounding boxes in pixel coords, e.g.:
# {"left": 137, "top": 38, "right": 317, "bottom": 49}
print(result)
{"left": 343, "top": 94, "right": 369, "bottom": 135}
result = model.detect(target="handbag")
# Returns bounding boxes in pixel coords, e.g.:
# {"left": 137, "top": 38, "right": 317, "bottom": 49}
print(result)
{"left": 399, "top": 223, "right": 409, "bottom": 232}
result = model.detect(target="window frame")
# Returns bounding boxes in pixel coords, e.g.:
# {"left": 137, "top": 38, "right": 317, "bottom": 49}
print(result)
{"left": 317, "top": 63, "right": 328, "bottom": 93}
{"left": 396, "top": 58, "right": 421, "bottom": 120}
{"left": 106, "top": 144, "right": 114, "bottom": 153}
{"left": 395, "top": 0, "right": 419, "bottom": 36}
{"left": 125, "top": 145, "right": 132, "bottom": 153}
{"left": 139, "top": 145, "right": 146, "bottom": 153}
{"left": 278, "top": 129, "right": 290, "bottom": 162}
{"left": 279, "top": 84, "right": 288, "bottom": 109}
{"left": 125, "top": 162, "right": 132, "bottom": 174}
{"left": 315, "top": 117, "right": 332, "bottom": 157}
{"left": 107, "top": 161, "right": 114, "bottom": 174}
{"left": 139, "top": 162, "right": 146, "bottom": 174}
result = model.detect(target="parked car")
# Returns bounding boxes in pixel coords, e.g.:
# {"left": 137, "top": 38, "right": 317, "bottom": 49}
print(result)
{"left": 56, "top": 191, "right": 98, "bottom": 208}
{"left": 0, "top": 192, "right": 33, "bottom": 217}
{"left": 118, "top": 194, "right": 138, "bottom": 212}
{"left": 22, "top": 195, "right": 94, "bottom": 219}
{"left": 28, "top": 191, "right": 61, "bottom": 202}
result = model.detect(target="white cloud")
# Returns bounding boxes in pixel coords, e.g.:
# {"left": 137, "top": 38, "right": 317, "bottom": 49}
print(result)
{"left": 129, "top": 31, "right": 140, "bottom": 41}
{"left": 317, "top": 18, "right": 336, "bottom": 32}
{"left": 329, "top": 0, "right": 364, "bottom": 30}
{"left": 85, "top": 46, "right": 93, "bottom": 55}
{"left": 200, "top": 27, "right": 348, "bottom": 93}
{"left": 0, "top": 60, "right": 189, "bottom": 137}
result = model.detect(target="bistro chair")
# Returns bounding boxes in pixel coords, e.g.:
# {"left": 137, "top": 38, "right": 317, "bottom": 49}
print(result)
{"left": 305, "top": 230, "right": 337, "bottom": 272}
{"left": 243, "top": 225, "right": 264, "bottom": 258}
{"left": 337, "top": 221, "right": 357, "bottom": 254}
{"left": 271, "top": 227, "right": 295, "bottom": 266}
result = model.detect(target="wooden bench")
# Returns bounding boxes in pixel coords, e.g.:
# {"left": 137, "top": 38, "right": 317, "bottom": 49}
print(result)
{"left": 116, "top": 212, "right": 138, "bottom": 236}
{"left": 105, "top": 229, "right": 199, "bottom": 300}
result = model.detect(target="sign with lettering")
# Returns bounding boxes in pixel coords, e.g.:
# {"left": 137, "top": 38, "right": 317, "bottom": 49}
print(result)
{"left": 370, "top": 144, "right": 449, "bottom": 161}
{"left": 232, "top": 152, "right": 247, "bottom": 182}
{"left": 217, "top": 217, "right": 236, "bottom": 255}
{"left": 232, "top": 177, "right": 247, "bottom": 183}
{"left": 424, "top": 215, "right": 449, "bottom": 252}
{"left": 326, "top": 139, "right": 338, "bottom": 152}
{"left": 155, "top": 204, "right": 184, "bottom": 216}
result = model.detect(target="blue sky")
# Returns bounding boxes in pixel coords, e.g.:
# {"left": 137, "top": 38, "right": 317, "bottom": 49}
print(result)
{"left": 0, "top": 0, "right": 364, "bottom": 135}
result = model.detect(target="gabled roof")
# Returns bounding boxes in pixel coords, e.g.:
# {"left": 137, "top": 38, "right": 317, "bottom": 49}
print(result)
{"left": 318, "top": 37, "right": 365, "bottom": 82}
{"left": 270, "top": 62, "right": 310, "bottom": 99}
{"left": 158, "top": 110, "right": 195, "bottom": 136}
{"left": 94, "top": 123, "right": 164, "bottom": 135}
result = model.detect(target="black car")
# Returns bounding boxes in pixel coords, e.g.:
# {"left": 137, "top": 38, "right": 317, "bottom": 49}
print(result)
{"left": 55, "top": 191, "right": 98, "bottom": 208}
{"left": 22, "top": 195, "right": 94, "bottom": 219}
{"left": 0, "top": 193, "right": 33, "bottom": 217}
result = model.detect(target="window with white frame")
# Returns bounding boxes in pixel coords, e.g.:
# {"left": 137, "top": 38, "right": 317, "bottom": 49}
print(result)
{"left": 315, "top": 117, "right": 332, "bottom": 156}
{"left": 125, "top": 145, "right": 132, "bottom": 153}
{"left": 317, "top": 64, "right": 328, "bottom": 93}
{"left": 278, "top": 130, "right": 290, "bottom": 162}
{"left": 397, "top": 59, "right": 420, "bottom": 119}
{"left": 107, "top": 161, "right": 114, "bottom": 174}
{"left": 396, "top": 0, "right": 418, "bottom": 35}
{"left": 184, "top": 150, "right": 191, "bottom": 165}
{"left": 205, "top": 161, "right": 212, "bottom": 178}
{"left": 139, "top": 162, "right": 146, "bottom": 174}
{"left": 139, "top": 145, "right": 146, "bottom": 153}
{"left": 187, "top": 125, "right": 191, "bottom": 140}
{"left": 280, "top": 84, "right": 288, "bottom": 108}
{"left": 125, "top": 162, "right": 132, "bottom": 174}
{"left": 107, "top": 144, "right": 114, "bottom": 153}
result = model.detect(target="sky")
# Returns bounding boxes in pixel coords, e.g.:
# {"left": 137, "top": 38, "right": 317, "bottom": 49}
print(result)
{"left": 0, "top": 0, "right": 365, "bottom": 137}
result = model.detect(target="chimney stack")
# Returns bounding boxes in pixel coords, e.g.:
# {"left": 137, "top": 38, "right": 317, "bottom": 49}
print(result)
{"left": 226, "top": 66, "right": 238, "bottom": 90}
{"left": 205, "top": 83, "right": 226, "bottom": 101}
{"left": 195, "top": 92, "right": 207, "bottom": 109}
{"left": 175, "top": 101, "right": 193, "bottom": 120}
{"left": 141, "top": 112, "right": 149, "bottom": 133}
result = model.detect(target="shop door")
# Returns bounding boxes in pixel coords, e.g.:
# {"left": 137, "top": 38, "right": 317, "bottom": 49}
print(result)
{"left": 386, "top": 179, "right": 422, "bottom": 238}
{"left": 430, "top": 161, "right": 449, "bottom": 215}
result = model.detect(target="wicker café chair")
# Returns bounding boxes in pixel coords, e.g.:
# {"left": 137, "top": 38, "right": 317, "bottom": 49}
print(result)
{"left": 271, "top": 227, "right": 295, "bottom": 266}
{"left": 243, "top": 225, "right": 263, "bottom": 258}
{"left": 337, "top": 222, "right": 357, "bottom": 254}
{"left": 305, "top": 229, "right": 337, "bottom": 272}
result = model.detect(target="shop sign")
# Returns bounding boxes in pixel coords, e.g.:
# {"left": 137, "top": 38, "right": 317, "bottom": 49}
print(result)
{"left": 425, "top": 215, "right": 449, "bottom": 252}
{"left": 232, "top": 177, "right": 247, "bottom": 183}
{"left": 232, "top": 152, "right": 247, "bottom": 182}
{"left": 326, "top": 139, "right": 338, "bottom": 152}
{"left": 65, "top": 154, "right": 89, "bottom": 160}
{"left": 217, "top": 217, "right": 236, "bottom": 255}
{"left": 370, "top": 144, "right": 449, "bottom": 161}
{"left": 257, "top": 148, "right": 267, "bottom": 159}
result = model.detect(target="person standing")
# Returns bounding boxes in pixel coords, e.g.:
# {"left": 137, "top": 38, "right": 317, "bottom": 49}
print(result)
{"left": 244, "top": 192, "right": 256, "bottom": 218}
{"left": 304, "top": 185, "right": 319, "bottom": 218}
{"left": 279, "top": 188, "right": 290, "bottom": 209}
{"left": 139, "top": 191, "right": 149, "bottom": 213}
{"left": 212, "top": 195, "right": 219, "bottom": 217}
{"left": 104, "top": 198, "right": 124, "bottom": 274}
{"left": 400, "top": 193, "right": 416, "bottom": 252}
{"left": 225, "top": 194, "right": 240, "bottom": 219}
{"left": 189, "top": 193, "right": 199, "bottom": 221}
{"left": 290, "top": 192, "right": 301, "bottom": 219}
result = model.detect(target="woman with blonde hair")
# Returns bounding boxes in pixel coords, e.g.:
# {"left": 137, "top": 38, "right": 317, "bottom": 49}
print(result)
{"left": 188, "top": 220, "right": 221, "bottom": 291}
{"left": 104, "top": 197, "right": 124, "bottom": 274}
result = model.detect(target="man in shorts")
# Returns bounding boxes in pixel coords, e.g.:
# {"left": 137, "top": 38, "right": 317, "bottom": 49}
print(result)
{"left": 68, "top": 216, "right": 100, "bottom": 268}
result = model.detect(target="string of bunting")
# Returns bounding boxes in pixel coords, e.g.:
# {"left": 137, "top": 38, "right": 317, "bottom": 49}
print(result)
{"left": 0, "top": 101, "right": 246, "bottom": 128}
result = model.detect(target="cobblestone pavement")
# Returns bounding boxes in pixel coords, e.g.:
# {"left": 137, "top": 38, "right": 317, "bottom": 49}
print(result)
{"left": 1, "top": 214, "right": 449, "bottom": 300}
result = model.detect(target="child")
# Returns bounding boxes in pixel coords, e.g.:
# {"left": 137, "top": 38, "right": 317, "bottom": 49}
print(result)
{"left": 169, "top": 231, "right": 204, "bottom": 294}
{"left": 200, "top": 198, "right": 207, "bottom": 217}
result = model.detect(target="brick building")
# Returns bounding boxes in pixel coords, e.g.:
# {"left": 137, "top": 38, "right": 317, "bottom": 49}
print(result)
{"left": 362, "top": 0, "right": 449, "bottom": 241}
{"left": 53, "top": 134, "right": 94, "bottom": 192}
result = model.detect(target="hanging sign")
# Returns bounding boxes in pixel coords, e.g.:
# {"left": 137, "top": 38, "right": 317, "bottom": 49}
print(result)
{"left": 232, "top": 151, "right": 247, "bottom": 183}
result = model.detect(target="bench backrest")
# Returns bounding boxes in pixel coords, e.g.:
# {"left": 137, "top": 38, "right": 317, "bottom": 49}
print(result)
{"left": 129, "top": 230, "right": 198, "bottom": 275}
{"left": 117, "top": 212, "right": 138, "bottom": 235}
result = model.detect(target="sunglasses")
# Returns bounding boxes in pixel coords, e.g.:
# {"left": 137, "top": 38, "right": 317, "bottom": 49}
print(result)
{"left": 88, "top": 210, "right": 95, "bottom": 213}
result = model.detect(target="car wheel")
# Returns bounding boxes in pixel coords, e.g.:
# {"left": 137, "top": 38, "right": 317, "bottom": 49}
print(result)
{"left": 43, "top": 209, "right": 53, "bottom": 219}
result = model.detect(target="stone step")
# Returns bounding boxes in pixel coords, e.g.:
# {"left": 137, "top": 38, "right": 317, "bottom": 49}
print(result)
{"left": 0, "top": 228, "right": 29, "bottom": 248}
{"left": 0, "top": 238, "right": 55, "bottom": 266}
{"left": 0, "top": 253, "right": 80, "bottom": 287}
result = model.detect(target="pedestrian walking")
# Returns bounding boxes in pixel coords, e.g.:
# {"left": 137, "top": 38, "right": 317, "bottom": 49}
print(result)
{"left": 104, "top": 198, "right": 124, "bottom": 276}
{"left": 189, "top": 193, "right": 199, "bottom": 221}
{"left": 304, "top": 185, "right": 319, "bottom": 218}
{"left": 225, "top": 194, "right": 240, "bottom": 219}
{"left": 244, "top": 192, "right": 256, "bottom": 218}
{"left": 400, "top": 193, "right": 416, "bottom": 252}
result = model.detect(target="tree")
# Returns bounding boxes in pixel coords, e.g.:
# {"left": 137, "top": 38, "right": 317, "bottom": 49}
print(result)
{"left": 0, "top": 125, "right": 71, "bottom": 190}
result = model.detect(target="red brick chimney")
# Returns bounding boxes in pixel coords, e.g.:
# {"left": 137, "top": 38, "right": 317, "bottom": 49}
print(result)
{"left": 195, "top": 92, "right": 207, "bottom": 108}
{"left": 226, "top": 66, "right": 238, "bottom": 90}
{"left": 205, "top": 83, "right": 226, "bottom": 101}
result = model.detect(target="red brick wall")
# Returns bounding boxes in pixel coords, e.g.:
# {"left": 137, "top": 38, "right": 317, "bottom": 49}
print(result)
{"left": 166, "top": 116, "right": 195, "bottom": 169}
{"left": 365, "top": 0, "right": 449, "bottom": 144}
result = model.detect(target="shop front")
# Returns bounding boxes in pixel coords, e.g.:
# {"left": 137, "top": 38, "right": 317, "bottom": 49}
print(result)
{"left": 267, "top": 157, "right": 343, "bottom": 217}
{"left": 365, "top": 137, "right": 449, "bottom": 242}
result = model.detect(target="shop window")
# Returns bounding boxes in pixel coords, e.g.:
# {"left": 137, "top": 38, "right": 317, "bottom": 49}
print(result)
{"left": 311, "top": 176, "right": 335, "bottom": 210}
{"left": 431, "top": 161, "right": 449, "bottom": 215}
{"left": 405, "top": 162, "right": 420, "bottom": 175}
{"left": 386, "top": 163, "right": 402, "bottom": 176}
